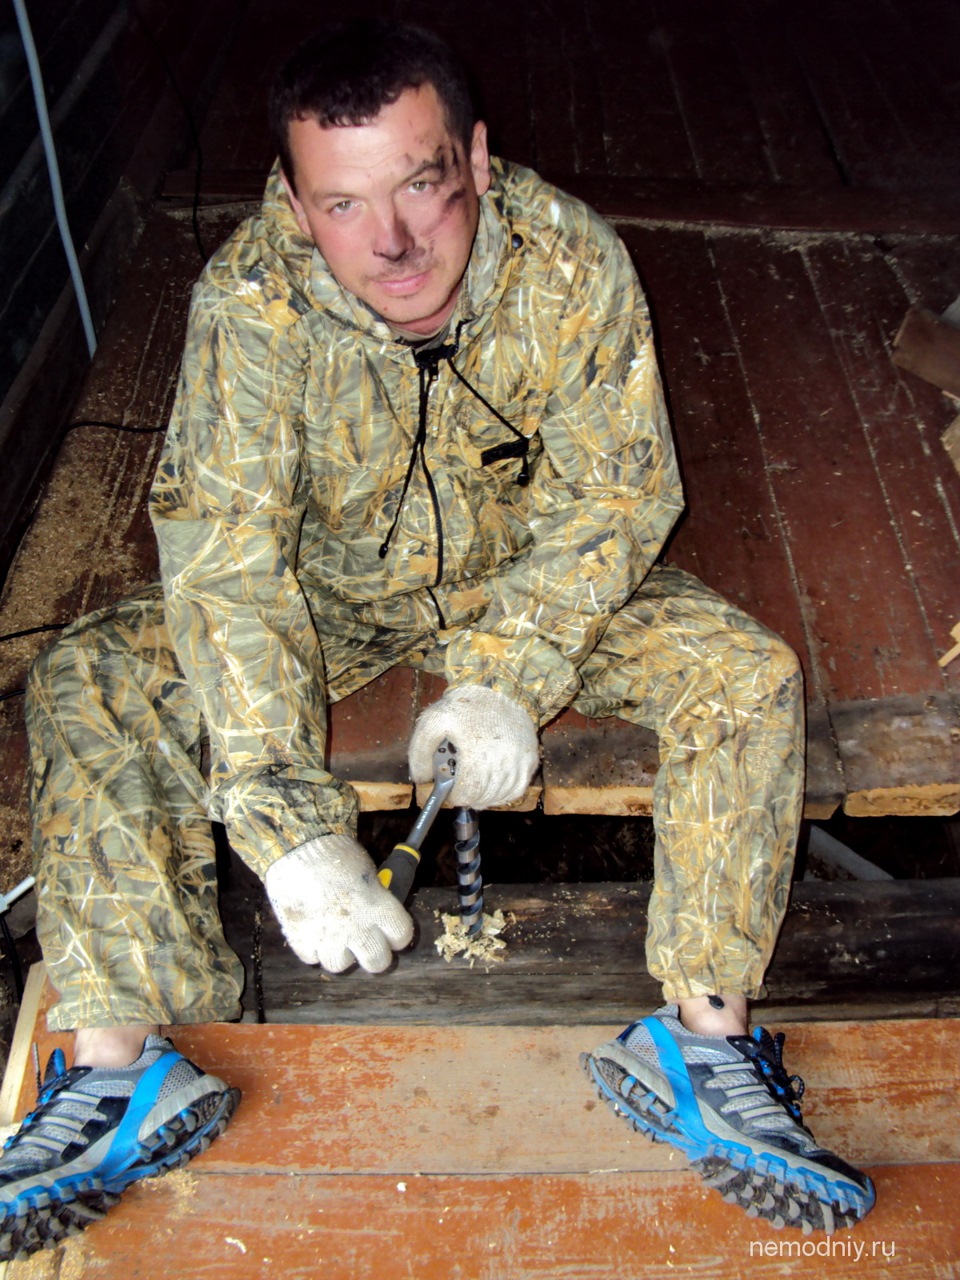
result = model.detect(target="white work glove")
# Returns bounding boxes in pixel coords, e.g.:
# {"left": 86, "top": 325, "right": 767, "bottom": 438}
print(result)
{"left": 408, "top": 685, "right": 539, "bottom": 809}
{"left": 264, "top": 834, "right": 413, "bottom": 973}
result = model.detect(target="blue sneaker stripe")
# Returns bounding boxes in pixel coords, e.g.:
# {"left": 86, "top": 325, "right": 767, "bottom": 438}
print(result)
{"left": 93, "top": 1051, "right": 196, "bottom": 1183}
{"left": 642, "top": 1015, "right": 716, "bottom": 1148}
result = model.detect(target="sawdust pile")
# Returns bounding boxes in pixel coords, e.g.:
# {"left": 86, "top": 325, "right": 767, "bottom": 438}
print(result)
{"left": 434, "top": 908, "right": 509, "bottom": 965}
{"left": 136, "top": 1166, "right": 198, "bottom": 1215}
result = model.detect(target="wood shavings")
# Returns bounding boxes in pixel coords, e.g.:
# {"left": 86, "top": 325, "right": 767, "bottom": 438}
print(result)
{"left": 434, "top": 909, "right": 508, "bottom": 965}
{"left": 7, "top": 1244, "right": 62, "bottom": 1277}
{"left": 58, "top": 1240, "right": 88, "bottom": 1280}
{"left": 136, "top": 1166, "right": 198, "bottom": 1214}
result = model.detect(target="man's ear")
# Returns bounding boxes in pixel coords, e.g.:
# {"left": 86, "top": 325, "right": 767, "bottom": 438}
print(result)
{"left": 280, "top": 168, "right": 313, "bottom": 240}
{"left": 470, "top": 120, "right": 491, "bottom": 198}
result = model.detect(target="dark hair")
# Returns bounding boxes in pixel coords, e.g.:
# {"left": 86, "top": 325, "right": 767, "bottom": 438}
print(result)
{"left": 268, "top": 20, "right": 476, "bottom": 189}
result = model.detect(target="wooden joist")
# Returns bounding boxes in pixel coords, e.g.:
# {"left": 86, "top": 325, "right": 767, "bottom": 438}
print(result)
{"left": 161, "top": 168, "right": 960, "bottom": 236}
{"left": 213, "top": 873, "right": 960, "bottom": 1027}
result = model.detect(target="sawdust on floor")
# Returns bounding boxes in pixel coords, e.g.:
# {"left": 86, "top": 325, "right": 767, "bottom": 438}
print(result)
{"left": 434, "top": 909, "right": 509, "bottom": 966}
{"left": 134, "top": 1166, "right": 198, "bottom": 1215}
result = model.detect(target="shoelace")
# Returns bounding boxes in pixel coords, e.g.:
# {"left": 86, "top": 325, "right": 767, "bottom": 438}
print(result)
{"left": 12, "top": 1090, "right": 97, "bottom": 1158}
{"left": 705, "top": 1028, "right": 807, "bottom": 1135}
{"left": 4, "top": 1054, "right": 99, "bottom": 1164}
{"left": 742, "top": 1028, "right": 806, "bottom": 1120}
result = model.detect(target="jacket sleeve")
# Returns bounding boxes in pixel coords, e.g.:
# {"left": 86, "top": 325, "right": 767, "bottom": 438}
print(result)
{"left": 443, "top": 232, "right": 684, "bottom": 725}
{"left": 150, "top": 270, "right": 358, "bottom": 881}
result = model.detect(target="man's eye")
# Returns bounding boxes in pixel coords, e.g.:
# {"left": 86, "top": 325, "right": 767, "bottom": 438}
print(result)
{"left": 409, "top": 180, "right": 432, "bottom": 193}
{"left": 330, "top": 200, "right": 354, "bottom": 214}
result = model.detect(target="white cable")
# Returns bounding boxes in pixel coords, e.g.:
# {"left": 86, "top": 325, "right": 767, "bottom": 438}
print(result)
{"left": 0, "top": 875, "right": 36, "bottom": 913}
{"left": 13, "top": 0, "right": 97, "bottom": 358}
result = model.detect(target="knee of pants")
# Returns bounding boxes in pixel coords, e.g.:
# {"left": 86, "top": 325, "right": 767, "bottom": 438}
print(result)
{"left": 751, "top": 632, "right": 804, "bottom": 711}
{"left": 28, "top": 628, "right": 88, "bottom": 698}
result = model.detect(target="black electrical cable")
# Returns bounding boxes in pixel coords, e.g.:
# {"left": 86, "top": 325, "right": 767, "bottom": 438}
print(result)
{"left": 0, "top": 629, "right": 67, "bottom": 702}
{"left": 0, "top": 624, "right": 66, "bottom": 644}
{"left": 0, "top": 913, "right": 24, "bottom": 1005}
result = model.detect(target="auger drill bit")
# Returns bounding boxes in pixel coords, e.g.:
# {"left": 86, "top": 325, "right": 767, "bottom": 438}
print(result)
{"left": 453, "top": 805, "right": 482, "bottom": 936}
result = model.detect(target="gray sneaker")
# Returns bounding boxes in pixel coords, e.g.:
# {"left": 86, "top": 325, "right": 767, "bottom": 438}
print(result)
{"left": 0, "top": 1035, "right": 239, "bottom": 1261}
{"left": 582, "top": 1005, "right": 875, "bottom": 1233}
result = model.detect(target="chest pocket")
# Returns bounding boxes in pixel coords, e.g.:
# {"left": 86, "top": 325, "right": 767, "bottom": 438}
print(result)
{"left": 446, "top": 360, "right": 546, "bottom": 489}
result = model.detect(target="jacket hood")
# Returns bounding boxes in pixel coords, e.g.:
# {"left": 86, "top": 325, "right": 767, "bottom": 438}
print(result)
{"left": 258, "top": 158, "right": 516, "bottom": 354}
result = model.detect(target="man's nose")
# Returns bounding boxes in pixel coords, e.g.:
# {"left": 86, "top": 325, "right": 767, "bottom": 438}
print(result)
{"left": 372, "top": 207, "right": 415, "bottom": 261}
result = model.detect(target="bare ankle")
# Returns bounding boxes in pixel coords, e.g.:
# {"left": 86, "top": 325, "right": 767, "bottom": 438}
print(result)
{"left": 676, "top": 994, "right": 748, "bottom": 1037}
{"left": 73, "top": 1025, "right": 161, "bottom": 1068}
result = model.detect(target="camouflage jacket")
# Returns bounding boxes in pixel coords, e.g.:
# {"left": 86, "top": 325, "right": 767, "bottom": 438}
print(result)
{"left": 150, "top": 158, "right": 683, "bottom": 875}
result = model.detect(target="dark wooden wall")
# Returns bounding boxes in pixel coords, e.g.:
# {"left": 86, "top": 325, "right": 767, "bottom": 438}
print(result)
{"left": 0, "top": 0, "right": 243, "bottom": 581}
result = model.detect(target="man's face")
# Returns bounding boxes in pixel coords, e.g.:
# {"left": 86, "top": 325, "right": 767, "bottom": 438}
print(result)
{"left": 282, "top": 84, "right": 491, "bottom": 335}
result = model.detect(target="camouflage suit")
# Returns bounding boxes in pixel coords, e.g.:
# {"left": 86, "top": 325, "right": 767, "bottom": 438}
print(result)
{"left": 27, "top": 160, "right": 804, "bottom": 1029}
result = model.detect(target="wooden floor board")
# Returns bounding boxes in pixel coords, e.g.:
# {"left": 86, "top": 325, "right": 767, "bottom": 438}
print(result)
{"left": 10, "top": 1165, "right": 954, "bottom": 1280}
{"left": 652, "top": 0, "right": 773, "bottom": 186}
{"left": 782, "top": 1, "right": 924, "bottom": 192}
{"left": 801, "top": 236, "right": 960, "bottom": 677}
{"left": 523, "top": 3, "right": 607, "bottom": 176}
{"left": 725, "top": 0, "right": 842, "bottom": 188}
{"left": 833, "top": 0, "right": 960, "bottom": 192}
{"left": 5, "top": 983, "right": 959, "bottom": 1279}
{"left": 624, "top": 225, "right": 810, "bottom": 658}
{"left": 707, "top": 231, "right": 936, "bottom": 705}
{"left": 239, "top": 879, "right": 960, "bottom": 1025}
{"left": 584, "top": 0, "right": 699, "bottom": 181}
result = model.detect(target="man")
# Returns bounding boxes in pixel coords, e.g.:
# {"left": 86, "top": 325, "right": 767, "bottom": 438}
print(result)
{"left": 0, "top": 20, "right": 873, "bottom": 1261}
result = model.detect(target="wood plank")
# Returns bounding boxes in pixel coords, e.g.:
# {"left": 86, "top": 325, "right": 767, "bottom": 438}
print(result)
{"left": 800, "top": 236, "right": 960, "bottom": 706}
{"left": 707, "top": 230, "right": 937, "bottom": 706}
{"left": 581, "top": 0, "right": 699, "bottom": 181}
{"left": 8, "top": 1164, "right": 955, "bottom": 1280}
{"left": 724, "top": 0, "right": 842, "bottom": 188}
{"left": 944, "top": 416, "right": 960, "bottom": 480}
{"left": 12, "top": 986, "right": 960, "bottom": 1171}
{"left": 831, "top": 694, "right": 960, "bottom": 817}
{"left": 570, "top": 180, "right": 960, "bottom": 236}
{"left": 4, "top": 988, "right": 960, "bottom": 1279}
{"left": 231, "top": 879, "right": 960, "bottom": 1025}
{"left": 780, "top": 0, "right": 937, "bottom": 192}
{"left": 893, "top": 307, "right": 960, "bottom": 399}
{"left": 541, "top": 712, "right": 659, "bottom": 816}
{"left": 827, "top": 0, "right": 960, "bottom": 193}
{"left": 522, "top": 0, "right": 607, "bottom": 176}
{"left": 644, "top": 0, "right": 772, "bottom": 186}
{"left": 616, "top": 223, "right": 843, "bottom": 811}
{"left": 162, "top": 169, "right": 960, "bottom": 237}
{"left": 619, "top": 225, "right": 811, "bottom": 656}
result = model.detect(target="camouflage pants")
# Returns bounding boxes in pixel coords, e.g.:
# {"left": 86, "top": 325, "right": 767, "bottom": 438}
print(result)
{"left": 26, "top": 566, "right": 803, "bottom": 1029}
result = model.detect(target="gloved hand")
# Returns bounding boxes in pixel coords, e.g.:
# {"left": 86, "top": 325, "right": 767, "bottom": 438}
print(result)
{"left": 408, "top": 684, "right": 539, "bottom": 809}
{"left": 264, "top": 834, "right": 413, "bottom": 973}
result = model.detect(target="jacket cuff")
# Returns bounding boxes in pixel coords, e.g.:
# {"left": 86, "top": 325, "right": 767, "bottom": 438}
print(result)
{"left": 442, "top": 630, "right": 581, "bottom": 727}
{"left": 210, "top": 766, "right": 360, "bottom": 881}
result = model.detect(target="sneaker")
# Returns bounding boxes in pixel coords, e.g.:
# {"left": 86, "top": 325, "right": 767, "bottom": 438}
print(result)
{"left": 581, "top": 1005, "right": 875, "bottom": 1233}
{"left": 0, "top": 1035, "right": 240, "bottom": 1261}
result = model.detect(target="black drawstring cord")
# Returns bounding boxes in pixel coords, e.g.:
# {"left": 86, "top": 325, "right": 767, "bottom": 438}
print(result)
{"left": 377, "top": 327, "right": 530, "bottom": 565}
{"left": 378, "top": 357, "right": 432, "bottom": 560}
{"left": 445, "top": 362, "right": 530, "bottom": 486}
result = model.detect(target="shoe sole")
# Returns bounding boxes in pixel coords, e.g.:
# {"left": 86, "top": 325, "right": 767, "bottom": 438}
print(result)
{"left": 0, "top": 1084, "right": 240, "bottom": 1262}
{"left": 581, "top": 1048, "right": 874, "bottom": 1234}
